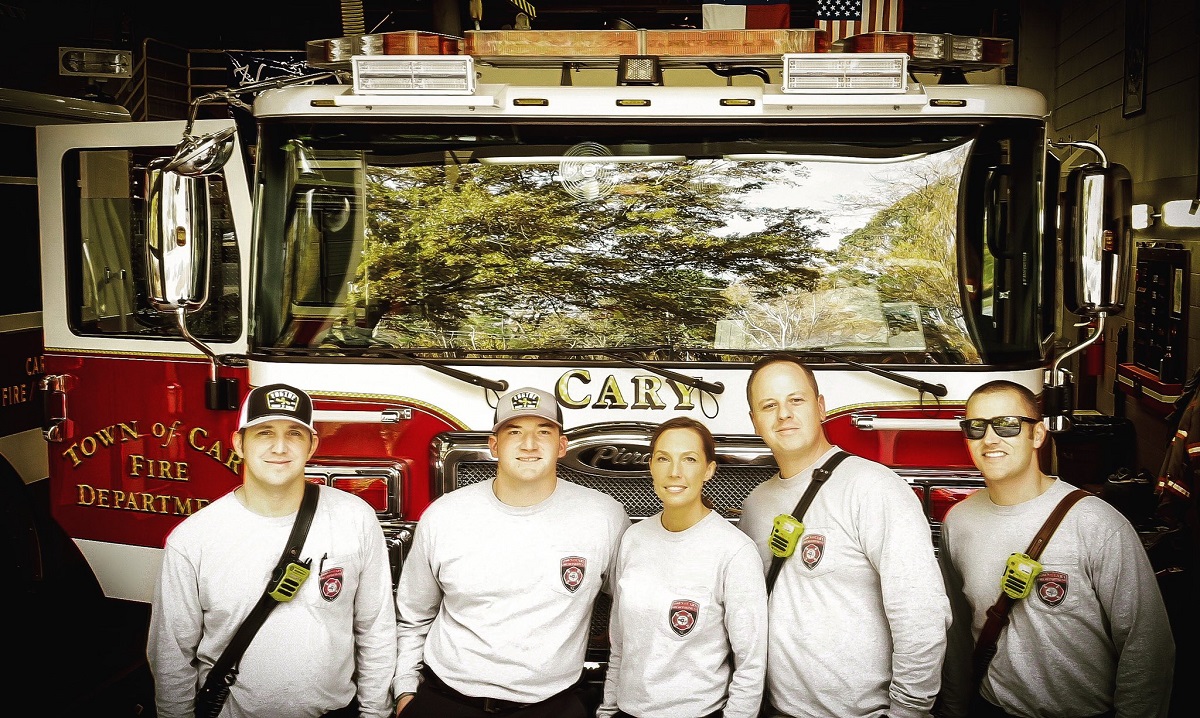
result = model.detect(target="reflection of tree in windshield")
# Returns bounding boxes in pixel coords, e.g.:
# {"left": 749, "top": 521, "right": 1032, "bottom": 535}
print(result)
{"left": 355, "top": 160, "right": 827, "bottom": 349}
{"left": 824, "top": 150, "right": 978, "bottom": 361}
{"left": 328, "top": 142, "right": 977, "bottom": 362}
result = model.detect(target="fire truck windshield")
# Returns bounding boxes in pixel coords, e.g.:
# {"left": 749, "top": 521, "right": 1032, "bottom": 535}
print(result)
{"left": 251, "top": 117, "right": 1047, "bottom": 367}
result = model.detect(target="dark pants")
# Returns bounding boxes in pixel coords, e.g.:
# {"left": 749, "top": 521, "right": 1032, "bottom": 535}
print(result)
{"left": 322, "top": 698, "right": 359, "bottom": 718}
{"left": 401, "top": 668, "right": 587, "bottom": 718}
{"left": 968, "top": 692, "right": 1114, "bottom": 718}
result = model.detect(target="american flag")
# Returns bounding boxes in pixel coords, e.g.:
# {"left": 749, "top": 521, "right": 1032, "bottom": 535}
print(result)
{"left": 702, "top": 1, "right": 791, "bottom": 30}
{"left": 815, "top": 0, "right": 904, "bottom": 43}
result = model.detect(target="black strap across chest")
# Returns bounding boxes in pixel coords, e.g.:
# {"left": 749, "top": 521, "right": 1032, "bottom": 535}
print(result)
{"left": 196, "top": 481, "right": 320, "bottom": 711}
{"left": 765, "top": 450, "right": 850, "bottom": 594}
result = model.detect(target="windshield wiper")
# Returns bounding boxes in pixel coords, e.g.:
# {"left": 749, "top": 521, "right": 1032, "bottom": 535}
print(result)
{"left": 797, "top": 349, "right": 948, "bottom": 398}
{"left": 366, "top": 348, "right": 509, "bottom": 393}
{"left": 704, "top": 347, "right": 947, "bottom": 397}
{"left": 553, "top": 348, "right": 725, "bottom": 395}
{"left": 262, "top": 346, "right": 508, "bottom": 393}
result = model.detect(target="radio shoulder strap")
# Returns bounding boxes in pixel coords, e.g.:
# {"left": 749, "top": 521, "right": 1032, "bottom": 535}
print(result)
{"left": 765, "top": 450, "right": 851, "bottom": 595}
{"left": 970, "top": 488, "right": 1089, "bottom": 683}
{"left": 200, "top": 481, "right": 320, "bottom": 694}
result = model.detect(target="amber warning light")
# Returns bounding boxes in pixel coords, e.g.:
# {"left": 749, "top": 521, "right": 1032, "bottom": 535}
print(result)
{"left": 840, "top": 32, "right": 1013, "bottom": 71}
{"left": 308, "top": 28, "right": 829, "bottom": 71}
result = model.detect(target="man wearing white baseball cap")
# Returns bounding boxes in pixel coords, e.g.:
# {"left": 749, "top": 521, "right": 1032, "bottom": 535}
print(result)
{"left": 149, "top": 383, "right": 398, "bottom": 718}
{"left": 393, "top": 386, "right": 631, "bottom": 717}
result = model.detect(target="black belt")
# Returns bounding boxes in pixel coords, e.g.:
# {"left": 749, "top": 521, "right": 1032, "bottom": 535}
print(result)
{"left": 616, "top": 710, "right": 722, "bottom": 718}
{"left": 420, "top": 666, "right": 576, "bottom": 714}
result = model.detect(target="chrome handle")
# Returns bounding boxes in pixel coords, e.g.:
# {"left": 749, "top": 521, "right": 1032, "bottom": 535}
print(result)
{"left": 851, "top": 414, "right": 962, "bottom": 432}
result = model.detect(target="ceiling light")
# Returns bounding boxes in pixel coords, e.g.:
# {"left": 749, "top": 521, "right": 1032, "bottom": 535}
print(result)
{"left": 1131, "top": 204, "right": 1155, "bottom": 230}
{"left": 1160, "top": 199, "right": 1200, "bottom": 228}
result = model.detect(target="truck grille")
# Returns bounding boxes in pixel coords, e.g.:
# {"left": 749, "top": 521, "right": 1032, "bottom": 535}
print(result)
{"left": 433, "top": 424, "right": 778, "bottom": 520}
{"left": 451, "top": 461, "right": 776, "bottom": 521}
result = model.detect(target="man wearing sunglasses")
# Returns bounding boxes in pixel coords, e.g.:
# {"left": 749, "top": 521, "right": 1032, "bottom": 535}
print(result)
{"left": 936, "top": 380, "right": 1174, "bottom": 718}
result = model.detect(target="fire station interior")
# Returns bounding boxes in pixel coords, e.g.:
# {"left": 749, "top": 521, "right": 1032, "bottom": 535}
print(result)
{"left": 3, "top": 0, "right": 1198, "bottom": 715}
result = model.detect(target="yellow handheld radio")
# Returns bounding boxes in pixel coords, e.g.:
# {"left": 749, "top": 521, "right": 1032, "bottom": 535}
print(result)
{"left": 769, "top": 514, "right": 805, "bottom": 558}
{"left": 1000, "top": 552, "right": 1043, "bottom": 600}
{"left": 268, "top": 559, "right": 312, "bottom": 602}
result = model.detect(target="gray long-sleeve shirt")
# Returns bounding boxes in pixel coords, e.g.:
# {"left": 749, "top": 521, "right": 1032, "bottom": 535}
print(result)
{"left": 739, "top": 447, "right": 951, "bottom": 718}
{"left": 938, "top": 478, "right": 1175, "bottom": 718}
{"left": 148, "top": 485, "right": 397, "bottom": 718}
{"left": 393, "top": 478, "right": 629, "bottom": 703}
{"left": 599, "top": 510, "right": 768, "bottom": 718}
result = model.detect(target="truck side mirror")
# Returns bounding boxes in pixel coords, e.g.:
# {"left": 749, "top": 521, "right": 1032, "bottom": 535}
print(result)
{"left": 144, "top": 157, "right": 212, "bottom": 313}
{"left": 164, "top": 126, "right": 236, "bottom": 177}
{"left": 1045, "top": 154, "right": 1133, "bottom": 433}
{"left": 144, "top": 155, "right": 239, "bottom": 411}
{"left": 1061, "top": 161, "right": 1133, "bottom": 317}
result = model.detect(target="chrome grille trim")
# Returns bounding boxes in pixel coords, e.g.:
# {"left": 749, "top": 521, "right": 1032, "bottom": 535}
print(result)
{"left": 432, "top": 423, "right": 777, "bottom": 521}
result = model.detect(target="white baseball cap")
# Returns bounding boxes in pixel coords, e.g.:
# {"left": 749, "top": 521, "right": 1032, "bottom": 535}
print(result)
{"left": 492, "top": 386, "right": 563, "bottom": 432}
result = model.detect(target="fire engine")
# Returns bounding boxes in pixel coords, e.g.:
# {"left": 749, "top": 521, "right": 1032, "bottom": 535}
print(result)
{"left": 25, "top": 25, "right": 1130, "bottom": 674}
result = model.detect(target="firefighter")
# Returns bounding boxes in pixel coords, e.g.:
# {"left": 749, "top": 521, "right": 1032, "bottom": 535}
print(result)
{"left": 598, "top": 416, "right": 767, "bottom": 718}
{"left": 147, "top": 383, "right": 397, "bottom": 717}
{"left": 392, "top": 386, "right": 630, "bottom": 717}
{"left": 739, "top": 355, "right": 949, "bottom": 718}
{"left": 937, "top": 380, "right": 1174, "bottom": 718}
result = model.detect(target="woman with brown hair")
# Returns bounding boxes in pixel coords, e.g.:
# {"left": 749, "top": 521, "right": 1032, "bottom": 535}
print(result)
{"left": 598, "top": 417, "right": 768, "bottom": 718}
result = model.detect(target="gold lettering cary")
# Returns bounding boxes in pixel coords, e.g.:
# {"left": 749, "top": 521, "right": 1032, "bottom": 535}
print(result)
{"left": 556, "top": 370, "right": 698, "bottom": 411}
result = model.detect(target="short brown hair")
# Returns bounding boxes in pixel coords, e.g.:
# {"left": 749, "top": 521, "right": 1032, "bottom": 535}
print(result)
{"left": 650, "top": 416, "right": 717, "bottom": 463}
{"left": 966, "top": 380, "right": 1042, "bottom": 420}
{"left": 745, "top": 354, "right": 820, "bottom": 407}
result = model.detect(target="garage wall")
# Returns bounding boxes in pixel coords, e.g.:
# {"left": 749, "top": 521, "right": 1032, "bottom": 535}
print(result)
{"left": 1021, "top": 0, "right": 1200, "bottom": 477}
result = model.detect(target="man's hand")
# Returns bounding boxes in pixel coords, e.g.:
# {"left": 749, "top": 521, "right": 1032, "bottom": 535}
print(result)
{"left": 394, "top": 692, "right": 416, "bottom": 715}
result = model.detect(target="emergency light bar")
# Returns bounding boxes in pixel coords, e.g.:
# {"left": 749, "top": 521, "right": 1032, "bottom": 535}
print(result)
{"left": 310, "top": 28, "right": 826, "bottom": 72}
{"left": 841, "top": 32, "right": 1013, "bottom": 71}
{"left": 465, "top": 28, "right": 827, "bottom": 63}
{"left": 308, "top": 31, "right": 462, "bottom": 68}
{"left": 307, "top": 27, "right": 1009, "bottom": 82}
{"left": 352, "top": 56, "right": 475, "bottom": 94}
{"left": 782, "top": 54, "right": 907, "bottom": 93}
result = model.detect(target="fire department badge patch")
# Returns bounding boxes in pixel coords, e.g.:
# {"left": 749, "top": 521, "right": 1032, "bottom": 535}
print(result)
{"left": 669, "top": 599, "right": 699, "bottom": 637}
{"left": 560, "top": 556, "right": 586, "bottom": 593}
{"left": 1035, "top": 570, "right": 1068, "bottom": 607}
{"left": 800, "top": 534, "right": 825, "bottom": 570}
{"left": 319, "top": 567, "right": 344, "bottom": 602}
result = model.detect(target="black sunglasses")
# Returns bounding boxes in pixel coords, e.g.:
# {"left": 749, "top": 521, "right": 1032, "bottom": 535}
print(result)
{"left": 959, "top": 416, "right": 1040, "bottom": 439}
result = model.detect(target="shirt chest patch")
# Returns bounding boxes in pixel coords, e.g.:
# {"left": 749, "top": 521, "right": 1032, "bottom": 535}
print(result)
{"left": 319, "top": 567, "right": 344, "bottom": 602}
{"left": 800, "top": 534, "right": 826, "bottom": 569}
{"left": 560, "top": 556, "right": 586, "bottom": 592}
{"left": 669, "top": 599, "right": 699, "bottom": 636}
{"left": 1035, "top": 570, "right": 1069, "bottom": 607}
